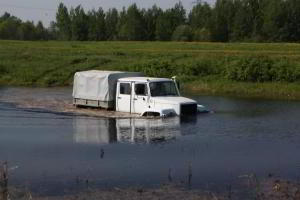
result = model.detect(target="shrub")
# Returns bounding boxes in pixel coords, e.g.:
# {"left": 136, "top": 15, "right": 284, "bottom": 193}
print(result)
{"left": 271, "top": 59, "right": 299, "bottom": 82}
{"left": 225, "top": 56, "right": 274, "bottom": 82}
{"left": 133, "top": 60, "right": 175, "bottom": 78}
{"left": 180, "top": 59, "right": 220, "bottom": 77}
{"left": 225, "top": 56, "right": 300, "bottom": 82}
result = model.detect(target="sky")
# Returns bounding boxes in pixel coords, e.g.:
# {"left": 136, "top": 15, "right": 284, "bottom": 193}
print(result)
{"left": 0, "top": 0, "right": 215, "bottom": 27}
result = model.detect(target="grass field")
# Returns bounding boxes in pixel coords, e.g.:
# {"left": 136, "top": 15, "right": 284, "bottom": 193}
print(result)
{"left": 0, "top": 40, "right": 300, "bottom": 100}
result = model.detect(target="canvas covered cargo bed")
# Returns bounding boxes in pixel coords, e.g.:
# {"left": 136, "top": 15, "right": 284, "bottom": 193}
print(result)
{"left": 72, "top": 70, "right": 143, "bottom": 109}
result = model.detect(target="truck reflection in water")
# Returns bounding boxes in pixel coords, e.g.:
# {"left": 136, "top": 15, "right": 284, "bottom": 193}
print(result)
{"left": 73, "top": 116, "right": 197, "bottom": 144}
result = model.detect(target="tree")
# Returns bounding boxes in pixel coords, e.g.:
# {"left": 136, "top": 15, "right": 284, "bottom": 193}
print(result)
{"left": 48, "top": 21, "right": 58, "bottom": 40}
{"left": 105, "top": 8, "right": 119, "bottom": 40}
{"left": 117, "top": 7, "right": 127, "bottom": 40}
{"left": 171, "top": 1, "right": 186, "bottom": 27}
{"left": 232, "top": 0, "right": 264, "bottom": 41}
{"left": 87, "top": 8, "right": 106, "bottom": 40}
{"left": 56, "top": 3, "right": 71, "bottom": 40}
{"left": 70, "top": 5, "right": 88, "bottom": 41}
{"left": 17, "top": 21, "right": 36, "bottom": 40}
{"left": 35, "top": 21, "right": 47, "bottom": 40}
{"left": 2, "top": 1, "right": 300, "bottom": 42}
{"left": 156, "top": 2, "right": 187, "bottom": 41}
{"left": 248, "top": 0, "right": 265, "bottom": 40}
{"left": 172, "top": 25, "right": 193, "bottom": 41}
{"left": 282, "top": 0, "right": 300, "bottom": 41}
{"left": 231, "top": 0, "right": 253, "bottom": 41}
{"left": 0, "top": 16, "right": 21, "bottom": 39}
{"left": 261, "top": 0, "right": 286, "bottom": 41}
{"left": 0, "top": 12, "right": 11, "bottom": 22}
{"left": 118, "top": 4, "right": 145, "bottom": 40}
{"left": 188, "top": 1, "right": 212, "bottom": 30}
{"left": 155, "top": 11, "right": 173, "bottom": 41}
{"left": 209, "top": 0, "right": 235, "bottom": 42}
{"left": 143, "top": 5, "right": 162, "bottom": 41}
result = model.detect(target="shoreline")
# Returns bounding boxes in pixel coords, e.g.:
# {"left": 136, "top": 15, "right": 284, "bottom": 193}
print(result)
{"left": 2, "top": 80, "right": 299, "bottom": 101}
{"left": 184, "top": 80, "right": 300, "bottom": 101}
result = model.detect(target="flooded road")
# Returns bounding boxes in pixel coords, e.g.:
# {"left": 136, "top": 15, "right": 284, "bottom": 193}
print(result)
{"left": 0, "top": 87, "right": 300, "bottom": 196}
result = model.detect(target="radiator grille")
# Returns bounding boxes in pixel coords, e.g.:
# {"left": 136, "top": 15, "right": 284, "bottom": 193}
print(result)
{"left": 180, "top": 103, "right": 197, "bottom": 115}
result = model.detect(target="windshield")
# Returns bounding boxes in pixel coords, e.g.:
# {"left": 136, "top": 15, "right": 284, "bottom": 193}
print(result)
{"left": 149, "top": 81, "right": 179, "bottom": 97}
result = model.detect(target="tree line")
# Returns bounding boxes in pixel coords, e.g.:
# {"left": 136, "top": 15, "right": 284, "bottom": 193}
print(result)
{"left": 1, "top": 0, "right": 300, "bottom": 42}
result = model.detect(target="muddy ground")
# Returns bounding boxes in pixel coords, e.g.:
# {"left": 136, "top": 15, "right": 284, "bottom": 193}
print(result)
{"left": 0, "top": 87, "right": 140, "bottom": 118}
{"left": 3, "top": 178, "right": 300, "bottom": 200}
{"left": 5, "top": 185, "right": 225, "bottom": 200}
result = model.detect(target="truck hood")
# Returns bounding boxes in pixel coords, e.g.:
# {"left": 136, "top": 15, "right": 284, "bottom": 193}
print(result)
{"left": 152, "top": 96, "right": 197, "bottom": 105}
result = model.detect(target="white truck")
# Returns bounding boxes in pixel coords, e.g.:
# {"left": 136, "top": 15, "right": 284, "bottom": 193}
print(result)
{"left": 73, "top": 70, "right": 206, "bottom": 117}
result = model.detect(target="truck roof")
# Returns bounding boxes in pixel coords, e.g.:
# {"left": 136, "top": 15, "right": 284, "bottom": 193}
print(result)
{"left": 75, "top": 70, "right": 136, "bottom": 77}
{"left": 118, "top": 77, "right": 172, "bottom": 82}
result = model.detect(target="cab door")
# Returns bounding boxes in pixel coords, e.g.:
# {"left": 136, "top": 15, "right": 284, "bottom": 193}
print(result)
{"left": 133, "top": 82, "right": 149, "bottom": 114}
{"left": 116, "top": 82, "right": 132, "bottom": 113}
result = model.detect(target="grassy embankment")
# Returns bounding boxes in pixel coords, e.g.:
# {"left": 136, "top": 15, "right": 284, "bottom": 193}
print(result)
{"left": 0, "top": 40, "right": 300, "bottom": 100}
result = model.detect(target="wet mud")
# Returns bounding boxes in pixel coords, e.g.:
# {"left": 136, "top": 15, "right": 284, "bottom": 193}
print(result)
{"left": 0, "top": 87, "right": 140, "bottom": 118}
{"left": 5, "top": 179, "right": 300, "bottom": 200}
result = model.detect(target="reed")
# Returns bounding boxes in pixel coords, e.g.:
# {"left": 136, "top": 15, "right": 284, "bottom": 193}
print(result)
{"left": 0, "top": 162, "right": 8, "bottom": 200}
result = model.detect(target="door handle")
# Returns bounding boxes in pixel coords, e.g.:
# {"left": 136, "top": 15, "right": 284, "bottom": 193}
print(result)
{"left": 118, "top": 97, "right": 122, "bottom": 99}
{"left": 134, "top": 98, "right": 138, "bottom": 100}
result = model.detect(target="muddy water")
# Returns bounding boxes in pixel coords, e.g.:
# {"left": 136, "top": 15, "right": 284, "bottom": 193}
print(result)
{"left": 0, "top": 87, "right": 300, "bottom": 196}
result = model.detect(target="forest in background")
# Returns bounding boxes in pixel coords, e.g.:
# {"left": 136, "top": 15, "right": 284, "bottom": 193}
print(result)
{"left": 1, "top": 0, "right": 300, "bottom": 42}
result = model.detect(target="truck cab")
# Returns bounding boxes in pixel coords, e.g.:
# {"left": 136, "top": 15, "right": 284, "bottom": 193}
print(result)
{"left": 116, "top": 77, "right": 198, "bottom": 117}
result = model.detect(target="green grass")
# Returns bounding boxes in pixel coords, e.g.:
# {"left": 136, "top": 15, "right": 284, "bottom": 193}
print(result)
{"left": 0, "top": 40, "right": 300, "bottom": 100}
{"left": 184, "top": 78, "right": 300, "bottom": 100}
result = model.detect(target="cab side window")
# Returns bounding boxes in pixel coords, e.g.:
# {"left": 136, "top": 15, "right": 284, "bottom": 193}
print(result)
{"left": 120, "top": 83, "right": 131, "bottom": 95}
{"left": 135, "top": 83, "right": 148, "bottom": 96}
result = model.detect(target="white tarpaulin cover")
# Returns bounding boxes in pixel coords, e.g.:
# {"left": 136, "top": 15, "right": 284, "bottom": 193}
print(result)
{"left": 73, "top": 70, "right": 143, "bottom": 101}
